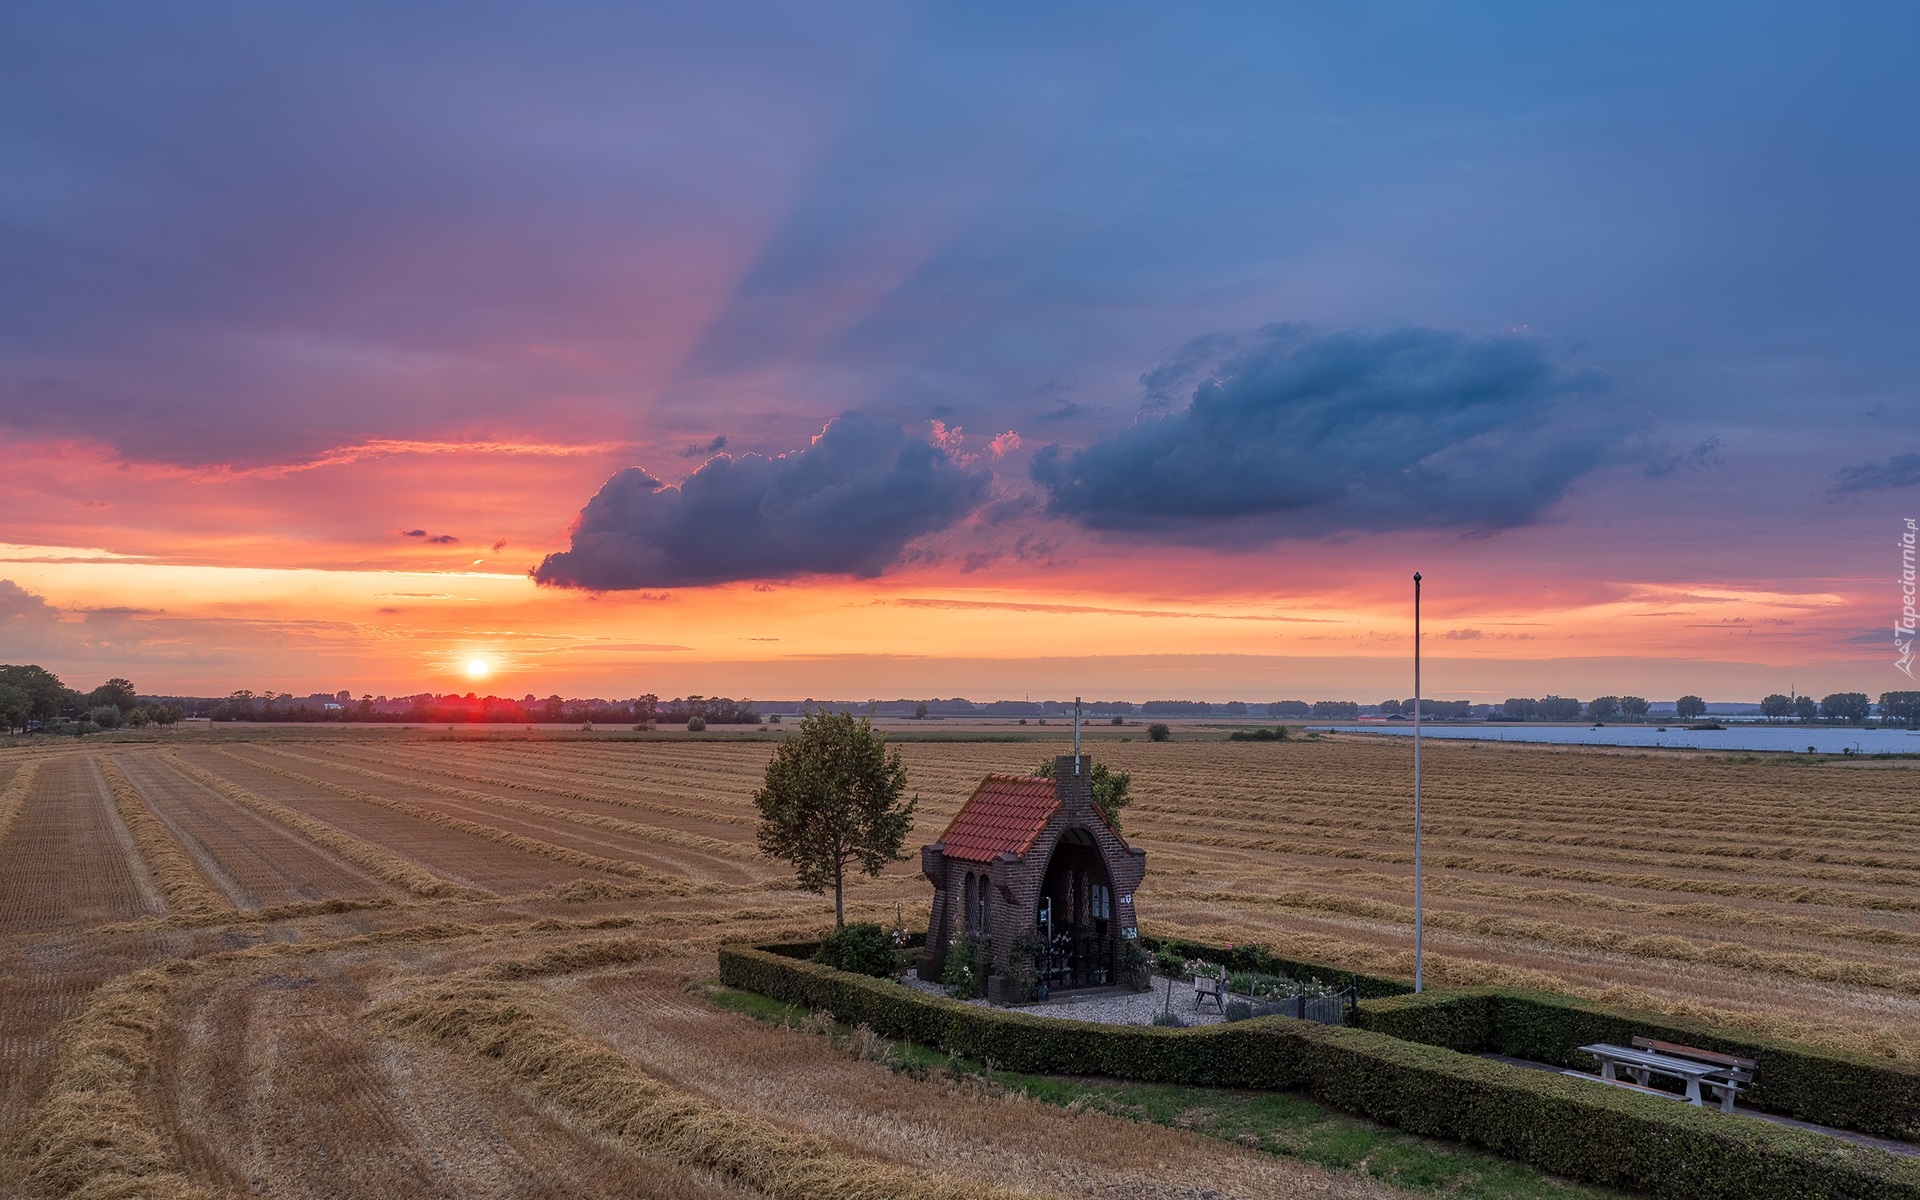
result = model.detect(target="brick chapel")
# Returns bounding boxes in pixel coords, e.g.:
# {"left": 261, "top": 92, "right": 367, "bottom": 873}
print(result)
{"left": 918, "top": 754, "right": 1146, "bottom": 1003}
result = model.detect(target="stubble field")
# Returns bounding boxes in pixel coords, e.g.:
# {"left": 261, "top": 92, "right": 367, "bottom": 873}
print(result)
{"left": 1, "top": 729, "right": 1914, "bottom": 1198}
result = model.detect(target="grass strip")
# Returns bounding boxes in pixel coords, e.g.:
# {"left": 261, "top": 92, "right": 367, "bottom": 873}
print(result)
{"left": 17, "top": 968, "right": 217, "bottom": 1200}
{"left": 209, "top": 747, "right": 700, "bottom": 891}
{"left": 0, "top": 758, "right": 44, "bottom": 845}
{"left": 256, "top": 745, "right": 759, "bottom": 860}
{"left": 371, "top": 981, "right": 1037, "bottom": 1200}
{"left": 705, "top": 986, "right": 1615, "bottom": 1200}
{"left": 165, "top": 752, "right": 482, "bottom": 899}
{"left": 96, "top": 755, "right": 231, "bottom": 918}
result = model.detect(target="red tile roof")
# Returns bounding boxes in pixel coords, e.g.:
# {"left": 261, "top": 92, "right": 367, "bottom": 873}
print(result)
{"left": 937, "top": 775, "right": 1059, "bottom": 863}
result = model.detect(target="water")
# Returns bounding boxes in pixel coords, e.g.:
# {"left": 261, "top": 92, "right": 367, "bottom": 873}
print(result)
{"left": 1306, "top": 723, "right": 1920, "bottom": 754}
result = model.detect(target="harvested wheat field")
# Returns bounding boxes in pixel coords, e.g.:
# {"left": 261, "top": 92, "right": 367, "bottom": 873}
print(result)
{"left": 2, "top": 728, "right": 1914, "bottom": 1198}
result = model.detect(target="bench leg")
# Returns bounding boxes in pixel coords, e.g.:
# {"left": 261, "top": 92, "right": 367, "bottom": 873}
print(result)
{"left": 1599, "top": 1062, "right": 1616, "bottom": 1082}
{"left": 1712, "top": 1084, "right": 1735, "bottom": 1114}
{"left": 1684, "top": 1078, "right": 1702, "bottom": 1105}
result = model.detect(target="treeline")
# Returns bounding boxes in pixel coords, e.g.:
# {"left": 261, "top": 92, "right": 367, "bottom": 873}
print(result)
{"left": 204, "top": 692, "right": 763, "bottom": 726}
{"left": 0, "top": 666, "right": 183, "bottom": 734}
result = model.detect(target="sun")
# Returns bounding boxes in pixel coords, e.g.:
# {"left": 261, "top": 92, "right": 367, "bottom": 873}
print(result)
{"left": 465, "top": 658, "right": 491, "bottom": 679}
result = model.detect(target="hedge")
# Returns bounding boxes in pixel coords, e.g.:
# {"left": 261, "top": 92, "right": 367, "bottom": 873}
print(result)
{"left": 1138, "top": 934, "right": 1413, "bottom": 1000}
{"left": 719, "top": 942, "right": 1920, "bottom": 1200}
{"left": 1355, "top": 988, "right": 1920, "bottom": 1141}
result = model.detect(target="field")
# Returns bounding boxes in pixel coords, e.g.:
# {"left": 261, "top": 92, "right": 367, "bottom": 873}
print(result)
{"left": 1, "top": 729, "right": 1915, "bottom": 1198}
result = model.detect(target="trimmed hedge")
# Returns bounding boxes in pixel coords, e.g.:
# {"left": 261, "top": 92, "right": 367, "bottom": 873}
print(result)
{"left": 719, "top": 942, "right": 1920, "bottom": 1200}
{"left": 1138, "top": 934, "right": 1413, "bottom": 999}
{"left": 1356, "top": 988, "right": 1920, "bottom": 1140}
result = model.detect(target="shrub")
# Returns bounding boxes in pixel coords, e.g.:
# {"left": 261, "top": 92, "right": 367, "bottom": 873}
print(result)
{"left": 1146, "top": 723, "right": 1171, "bottom": 742}
{"left": 89, "top": 705, "right": 121, "bottom": 730}
{"left": 720, "top": 943, "right": 1920, "bottom": 1200}
{"left": 811, "top": 922, "right": 896, "bottom": 977}
{"left": 686, "top": 715, "right": 706, "bottom": 731}
{"left": 1354, "top": 987, "right": 1920, "bottom": 1140}
{"left": 1151, "top": 1010, "right": 1185, "bottom": 1028}
{"left": 940, "top": 934, "right": 989, "bottom": 998}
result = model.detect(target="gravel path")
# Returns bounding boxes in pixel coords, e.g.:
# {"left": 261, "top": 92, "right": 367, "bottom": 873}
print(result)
{"left": 896, "top": 971, "right": 1235, "bottom": 1027}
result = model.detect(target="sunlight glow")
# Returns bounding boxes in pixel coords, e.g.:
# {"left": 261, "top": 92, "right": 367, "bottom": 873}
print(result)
{"left": 465, "top": 658, "right": 491, "bottom": 679}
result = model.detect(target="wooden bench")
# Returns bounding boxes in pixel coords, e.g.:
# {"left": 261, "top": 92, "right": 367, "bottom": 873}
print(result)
{"left": 1572, "top": 1040, "right": 1756, "bottom": 1112}
{"left": 1632, "top": 1037, "right": 1756, "bottom": 1112}
{"left": 1192, "top": 966, "right": 1227, "bottom": 1010}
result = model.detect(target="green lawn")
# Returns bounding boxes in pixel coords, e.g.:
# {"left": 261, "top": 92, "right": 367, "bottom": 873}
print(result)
{"left": 702, "top": 985, "right": 1624, "bottom": 1200}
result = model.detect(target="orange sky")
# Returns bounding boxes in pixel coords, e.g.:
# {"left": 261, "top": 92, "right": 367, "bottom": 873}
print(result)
{"left": 0, "top": 432, "right": 1888, "bottom": 702}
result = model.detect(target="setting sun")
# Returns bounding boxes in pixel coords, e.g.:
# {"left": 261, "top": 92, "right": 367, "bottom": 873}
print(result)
{"left": 465, "top": 658, "right": 491, "bottom": 679}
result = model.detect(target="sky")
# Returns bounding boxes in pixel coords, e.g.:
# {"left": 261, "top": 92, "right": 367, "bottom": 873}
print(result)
{"left": 3, "top": 2, "right": 1917, "bottom": 703}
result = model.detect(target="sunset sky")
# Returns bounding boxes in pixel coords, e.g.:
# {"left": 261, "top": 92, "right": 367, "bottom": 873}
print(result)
{"left": 4, "top": 3, "right": 1916, "bottom": 703}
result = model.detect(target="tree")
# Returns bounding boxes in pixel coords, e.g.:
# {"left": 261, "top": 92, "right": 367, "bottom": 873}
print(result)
{"left": 150, "top": 704, "right": 183, "bottom": 729}
{"left": 1820, "top": 692, "right": 1871, "bottom": 725}
{"left": 1380, "top": 699, "right": 1403, "bottom": 716}
{"left": 1619, "top": 696, "right": 1650, "bottom": 721}
{"left": 1502, "top": 697, "right": 1539, "bottom": 720}
{"left": 1881, "top": 691, "right": 1920, "bottom": 727}
{"left": 1586, "top": 696, "right": 1621, "bottom": 722}
{"left": 915, "top": 700, "right": 929, "bottom": 720}
{"left": 1538, "top": 696, "right": 1582, "bottom": 722}
{"left": 1146, "top": 722, "right": 1171, "bottom": 742}
{"left": 1037, "top": 758, "right": 1134, "bottom": 833}
{"left": 1674, "top": 695, "right": 1707, "bottom": 721}
{"left": 126, "top": 707, "right": 151, "bottom": 727}
{"left": 0, "top": 664, "right": 71, "bottom": 726}
{"left": 89, "top": 705, "right": 121, "bottom": 730}
{"left": 0, "top": 683, "right": 29, "bottom": 733}
{"left": 88, "top": 678, "right": 138, "bottom": 714}
{"left": 1793, "top": 695, "right": 1818, "bottom": 722}
{"left": 753, "top": 709, "right": 917, "bottom": 927}
{"left": 1760, "top": 693, "right": 1793, "bottom": 722}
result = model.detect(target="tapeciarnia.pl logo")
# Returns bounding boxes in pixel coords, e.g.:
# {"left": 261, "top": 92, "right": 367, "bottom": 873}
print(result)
{"left": 1899, "top": 517, "right": 1917, "bottom": 679}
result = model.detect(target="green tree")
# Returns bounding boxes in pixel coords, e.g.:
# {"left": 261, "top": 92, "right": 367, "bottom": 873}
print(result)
{"left": 1819, "top": 692, "right": 1871, "bottom": 725}
{"left": 1586, "top": 696, "right": 1621, "bottom": 722}
{"left": 89, "top": 705, "right": 121, "bottom": 730}
{"left": 0, "top": 683, "right": 29, "bottom": 733}
{"left": 0, "top": 664, "right": 71, "bottom": 726}
{"left": 915, "top": 700, "right": 929, "bottom": 720}
{"left": 1618, "top": 696, "right": 1650, "bottom": 721}
{"left": 1674, "top": 695, "right": 1707, "bottom": 721}
{"left": 1036, "top": 758, "right": 1134, "bottom": 833}
{"left": 753, "top": 709, "right": 917, "bottom": 927}
{"left": 1792, "top": 695, "right": 1818, "bottom": 722}
{"left": 1880, "top": 691, "right": 1920, "bottom": 727}
{"left": 1146, "top": 722, "right": 1171, "bottom": 742}
{"left": 88, "top": 677, "right": 138, "bottom": 713}
{"left": 1760, "top": 693, "right": 1793, "bottom": 721}
{"left": 150, "top": 704, "right": 183, "bottom": 729}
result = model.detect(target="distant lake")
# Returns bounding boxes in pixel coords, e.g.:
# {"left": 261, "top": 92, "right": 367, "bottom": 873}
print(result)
{"left": 1306, "top": 723, "right": 1920, "bottom": 754}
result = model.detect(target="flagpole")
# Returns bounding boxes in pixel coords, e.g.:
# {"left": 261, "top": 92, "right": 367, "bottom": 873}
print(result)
{"left": 1074, "top": 696, "right": 1082, "bottom": 774}
{"left": 1413, "top": 571, "right": 1423, "bottom": 993}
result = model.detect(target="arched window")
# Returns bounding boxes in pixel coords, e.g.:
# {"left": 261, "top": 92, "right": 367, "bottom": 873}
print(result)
{"left": 963, "top": 873, "right": 977, "bottom": 935}
{"left": 978, "top": 878, "right": 991, "bottom": 936}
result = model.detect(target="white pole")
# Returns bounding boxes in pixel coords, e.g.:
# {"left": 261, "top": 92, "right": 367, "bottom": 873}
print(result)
{"left": 1074, "top": 696, "right": 1082, "bottom": 773}
{"left": 1413, "top": 570, "right": 1423, "bottom": 993}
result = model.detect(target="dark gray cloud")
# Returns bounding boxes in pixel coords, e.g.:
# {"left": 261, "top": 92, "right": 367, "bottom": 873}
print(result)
{"left": 534, "top": 412, "right": 989, "bottom": 588}
{"left": 680, "top": 435, "right": 728, "bottom": 459}
{"left": 425, "top": 533, "right": 459, "bottom": 545}
{"left": 1828, "top": 452, "right": 1920, "bottom": 496}
{"left": 1031, "top": 324, "right": 1638, "bottom": 540}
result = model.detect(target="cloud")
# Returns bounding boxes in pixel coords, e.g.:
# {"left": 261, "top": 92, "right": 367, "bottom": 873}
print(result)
{"left": 533, "top": 411, "right": 990, "bottom": 588}
{"left": 1031, "top": 324, "right": 1637, "bottom": 540}
{"left": 400, "top": 529, "right": 427, "bottom": 538}
{"left": 0, "top": 578, "right": 61, "bottom": 625}
{"left": 680, "top": 435, "right": 728, "bottom": 459}
{"left": 425, "top": 533, "right": 460, "bottom": 544}
{"left": 1828, "top": 451, "right": 1920, "bottom": 496}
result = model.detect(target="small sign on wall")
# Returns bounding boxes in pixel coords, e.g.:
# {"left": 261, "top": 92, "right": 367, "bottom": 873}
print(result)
{"left": 1122, "top": 926, "right": 1138, "bottom": 939}
{"left": 1119, "top": 894, "right": 1132, "bottom": 906}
